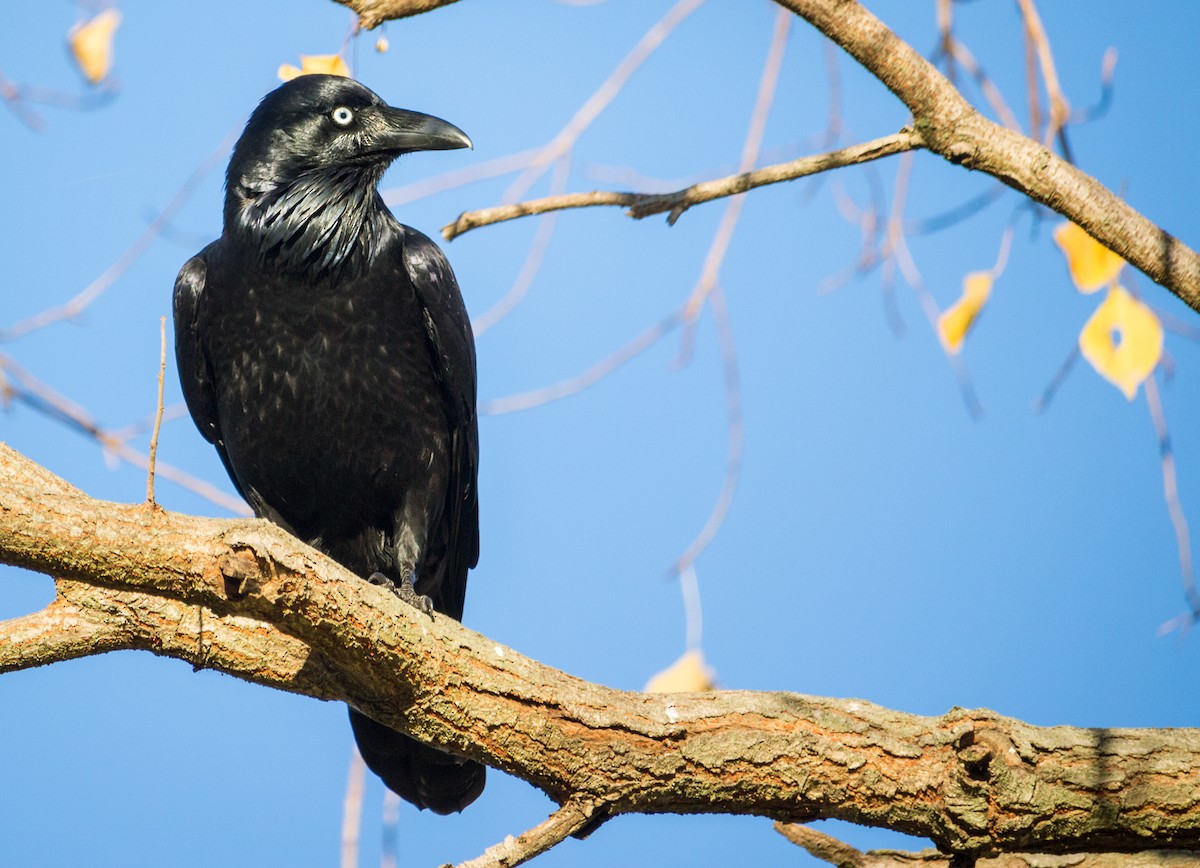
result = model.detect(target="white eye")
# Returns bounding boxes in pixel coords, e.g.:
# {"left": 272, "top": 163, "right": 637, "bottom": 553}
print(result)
{"left": 331, "top": 106, "right": 354, "bottom": 126}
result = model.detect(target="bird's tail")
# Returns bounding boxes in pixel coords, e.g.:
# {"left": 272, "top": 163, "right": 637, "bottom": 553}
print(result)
{"left": 348, "top": 707, "right": 486, "bottom": 815}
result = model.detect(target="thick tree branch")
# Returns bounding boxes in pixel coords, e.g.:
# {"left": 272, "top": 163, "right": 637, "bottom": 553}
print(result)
{"left": 336, "top": 0, "right": 462, "bottom": 29}
{"left": 2, "top": 442, "right": 1200, "bottom": 860}
{"left": 774, "top": 823, "right": 1200, "bottom": 868}
{"left": 441, "top": 130, "right": 924, "bottom": 240}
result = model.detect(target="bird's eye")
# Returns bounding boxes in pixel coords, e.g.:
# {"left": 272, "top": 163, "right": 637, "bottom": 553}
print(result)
{"left": 331, "top": 106, "right": 355, "bottom": 126}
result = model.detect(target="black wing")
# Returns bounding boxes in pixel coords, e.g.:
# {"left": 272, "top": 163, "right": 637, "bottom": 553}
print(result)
{"left": 401, "top": 226, "right": 480, "bottom": 620}
{"left": 172, "top": 246, "right": 250, "bottom": 505}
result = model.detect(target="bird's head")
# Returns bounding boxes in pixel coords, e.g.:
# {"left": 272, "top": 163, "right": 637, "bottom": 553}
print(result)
{"left": 225, "top": 74, "right": 471, "bottom": 226}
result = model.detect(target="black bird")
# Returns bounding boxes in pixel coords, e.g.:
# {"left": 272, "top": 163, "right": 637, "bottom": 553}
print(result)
{"left": 173, "top": 74, "right": 483, "bottom": 813}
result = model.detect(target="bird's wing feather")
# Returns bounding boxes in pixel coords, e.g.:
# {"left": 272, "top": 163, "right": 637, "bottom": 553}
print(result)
{"left": 173, "top": 253, "right": 220, "bottom": 445}
{"left": 172, "top": 246, "right": 251, "bottom": 504}
{"left": 400, "top": 226, "right": 480, "bottom": 618}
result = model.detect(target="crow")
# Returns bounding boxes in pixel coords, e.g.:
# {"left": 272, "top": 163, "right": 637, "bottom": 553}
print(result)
{"left": 173, "top": 74, "right": 483, "bottom": 814}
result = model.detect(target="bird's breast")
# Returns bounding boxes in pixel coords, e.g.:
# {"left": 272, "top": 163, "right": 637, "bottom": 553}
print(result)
{"left": 205, "top": 264, "right": 451, "bottom": 531}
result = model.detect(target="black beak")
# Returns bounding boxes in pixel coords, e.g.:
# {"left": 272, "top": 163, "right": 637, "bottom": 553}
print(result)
{"left": 378, "top": 106, "right": 473, "bottom": 153}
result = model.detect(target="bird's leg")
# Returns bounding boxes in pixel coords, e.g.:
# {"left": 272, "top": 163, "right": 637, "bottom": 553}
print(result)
{"left": 367, "top": 570, "right": 434, "bottom": 617}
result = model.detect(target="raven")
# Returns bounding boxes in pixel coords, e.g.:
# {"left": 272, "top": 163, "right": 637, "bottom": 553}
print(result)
{"left": 173, "top": 74, "right": 483, "bottom": 814}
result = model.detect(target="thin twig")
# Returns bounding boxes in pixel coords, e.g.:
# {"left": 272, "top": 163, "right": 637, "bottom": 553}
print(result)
{"left": 1015, "top": 0, "right": 1069, "bottom": 148}
{"left": 472, "top": 155, "right": 571, "bottom": 337}
{"left": 443, "top": 130, "right": 923, "bottom": 240}
{"left": 381, "top": 791, "right": 401, "bottom": 868}
{"left": 943, "top": 37, "right": 1022, "bottom": 132}
{"left": 383, "top": 148, "right": 543, "bottom": 208}
{"left": 774, "top": 822, "right": 869, "bottom": 867}
{"left": 0, "top": 129, "right": 235, "bottom": 342}
{"left": 1145, "top": 375, "right": 1200, "bottom": 618}
{"left": 499, "top": 0, "right": 706, "bottom": 206}
{"left": 1031, "top": 344, "right": 1078, "bottom": 415}
{"left": 480, "top": 307, "right": 685, "bottom": 415}
{"left": 341, "top": 747, "right": 366, "bottom": 868}
{"left": 450, "top": 799, "right": 599, "bottom": 868}
{"left": 672, "top": 282, "right": 743, "bottom": 576}
{"left": 678, "top": 5, "right": 791, "bottom": 350}
{"left": 0, "top": 352, "right": 249, "bottom": 514}
{"left": 0, "top": 67, "right": 45, "bottom": 131}
{"left": 887, "top": 153, "right": 982, "bottom": 418}
{"left": 1070, "top": 48, "right": 1118, "bottom": 125}
{"left": 146, "top": 317, "right": 167, "bottom": 505}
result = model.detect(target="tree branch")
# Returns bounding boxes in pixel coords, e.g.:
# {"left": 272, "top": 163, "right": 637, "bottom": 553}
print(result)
{"left": 774, "top": 823, "right": 1200, "bottom": 868}
{"left": 449, "top": 798, "right": 600, "bottom": 868}
{"left": 335, "top": 0, "right": 462, "bottom": 29}
{"left": 442, "top": 130, "right": 924, "bottom": 240}
{"left": 347, "top": 0, "right": 1200, "bottom": 313}
{"left": 3, "top": 442, "right": 1200, "bottom": 859}
{"left": 769, "top": 0, "right": 1200, "bottom": 312}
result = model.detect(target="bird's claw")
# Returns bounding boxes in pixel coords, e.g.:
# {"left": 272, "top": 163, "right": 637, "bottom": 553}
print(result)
{"left": 367, "top": 572, "right": 435, "bottom": 618}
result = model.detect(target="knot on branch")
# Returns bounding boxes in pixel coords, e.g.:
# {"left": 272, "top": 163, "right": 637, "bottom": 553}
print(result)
{"left": 956, "top": 729, "right": 995, "bottom": 781}
{"left": 217, "top": 548, "right": 262, "bottom": 600}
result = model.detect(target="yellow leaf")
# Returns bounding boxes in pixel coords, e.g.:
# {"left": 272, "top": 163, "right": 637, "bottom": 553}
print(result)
{"left": 68, "top": 9, "right": 121, "bottom": 85}
{"left": 645, "top": 649, "right": 715, "bottom": 693}
{"left": 1078, "top": 285, "right": 1163, "bottom": 400}
{"left": 278, "top": 54, "right": 351, "bottom": 82}
{"left": 1053, "top": 221, "right": 1124, "bottom": 294}
{"left": 375, "top": 36, "right": 390, "bottom": 54}
{"left": 937, "top": 271, "right": 993, "bottom": 354}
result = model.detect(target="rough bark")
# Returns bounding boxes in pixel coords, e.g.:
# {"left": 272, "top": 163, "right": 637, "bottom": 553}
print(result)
{"left": 2, "top": 442, "right": 1199, "bottom": 862}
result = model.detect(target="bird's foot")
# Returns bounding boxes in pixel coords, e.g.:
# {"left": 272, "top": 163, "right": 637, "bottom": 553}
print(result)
{"left": 368, "top": 572, "right": 434, "bottom": 618}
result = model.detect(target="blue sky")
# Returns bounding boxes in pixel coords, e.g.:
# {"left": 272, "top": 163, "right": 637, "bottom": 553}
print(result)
{"left": 2, "top": 2, "right": 1199, "bottom": 866}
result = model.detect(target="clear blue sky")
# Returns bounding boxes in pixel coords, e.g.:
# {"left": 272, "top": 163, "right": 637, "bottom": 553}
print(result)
{"left": 3, "top": 2, "right": 1199, "bottom": 866}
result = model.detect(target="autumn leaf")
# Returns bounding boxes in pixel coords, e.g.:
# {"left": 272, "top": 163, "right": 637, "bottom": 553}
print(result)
{"left": 277, "top": 54, "right": 351, "bottom": 82}
{"left": 68, "top": 9, "right": 121, "bottom": 85}
{"left": 1053, "top": 221, "right": 1124, "bottom": 294}
{"left": 1078, "top": 285, "right": 1163, "bottom": 400}
{"left": 937, "top": 271, "right": 993, "bottom": 354}
{"left": 645, "top": 649, "right": 716, "bottom": 693}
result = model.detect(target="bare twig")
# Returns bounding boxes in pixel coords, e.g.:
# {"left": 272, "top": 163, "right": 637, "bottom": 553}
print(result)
{"left": 443, "top": 130, "right": 924, "bottom": 240}
{"left": 472, "top": 156, "right": 571, "bottom": 337}
{"left": 499, "top": 0, "right": 705, "bottom": 207}
{"left": 381, "top": 791, "right": 401, "bottom": 868}
{"left": 1070, "top": 48, "right": 1118, "bottom": 125}
{"left": 0, "top": 352, "right": 249, "bottom": 514}
{"left": 341, "top": 747, "right": 366, "bottom": 868}
{"left": 146, "top": 317, "right": 167, "bottom": 505}
{"left": 450, "top": 799, "right": 599, "bottom": 868}
{"left": 0, "top": 67, "right": 45, "bottom": 131}
{"left": 767, "top": 0, "right": 1200, "bottom": 312}
{"left": 1015, "top": 0, "right": 1070, "bottom": 147}
{"left": 480, "top": 307, "right": 685, "bottom": 415}
{"left": 671, "top": 283, "right": 743, "bottom": 577}
{"left": 0, "top": 129, "right": 234, "bottom": 342}
{"left": 886, "top": 154, "right": 982, "bottom": 418}
{"left": 774, "top": 822, "right": 870, "bottom": 867}
{"left": 943, "top": 38, "right": 1022, "bottom": 133}
{"left": 383, "top": 148, "right": 542, "bottom": 208}
{"left": 679, "top": 5, "right": 790, "bottom": 341}
{"left": 1145, "top": 375, "right": 1200, "bottom": 618}
{"left": 1032, "top": 344, "right": 1080, "bottom": 415}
